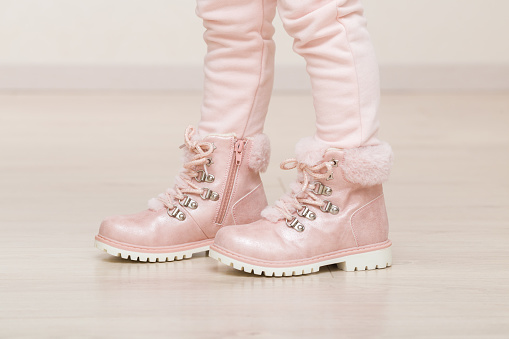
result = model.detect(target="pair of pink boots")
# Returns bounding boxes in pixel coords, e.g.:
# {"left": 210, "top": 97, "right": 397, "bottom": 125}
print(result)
{"left": 95, "top": 126, "right": 393, "bottom": 276}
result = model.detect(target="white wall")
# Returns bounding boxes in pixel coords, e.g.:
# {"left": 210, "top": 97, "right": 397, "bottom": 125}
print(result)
{"left": 1, "top": 0, "right": 508, "bottom": 90}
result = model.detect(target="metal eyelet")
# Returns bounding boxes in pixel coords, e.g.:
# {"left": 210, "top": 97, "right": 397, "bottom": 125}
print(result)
{"left": 195, "top": 170, "right": 215, "bottom": 183}
{"left": 312, "top": 182, "right": 332, "bottom": 196}
{"left": 206, "top": 158, "right": 213, "bottom": 166}
{"left": 320, "top": 200, "right": 340, "bottom": 215}
{"left": 286, "top": 217, "right": 305, "bottom": 232}
{"left": 167, "top": 206, "right": 186, "bottom": 221}
{"left": 201, "top": 188, "right": 219, "bottom": 201}
{"left": 325, "top": 159, "right": 338, "bottom": 181}
{"left": 179, "top": 195, "right": 198, "bottom": 209}
{"left": 297, "top": 205, "right": 316, "bottom": 221}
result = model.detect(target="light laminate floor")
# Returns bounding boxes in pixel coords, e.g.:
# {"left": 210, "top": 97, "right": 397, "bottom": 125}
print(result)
{"left": 0, "top": 92, "right": 508, "bottom": 338}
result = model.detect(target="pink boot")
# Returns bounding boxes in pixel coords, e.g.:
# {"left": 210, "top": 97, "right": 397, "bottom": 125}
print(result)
{"left": 209, "top": 138, "right": 393, "bottom": 276}
{"left": 95, "top": 126, "right": 270, "bottom": 262}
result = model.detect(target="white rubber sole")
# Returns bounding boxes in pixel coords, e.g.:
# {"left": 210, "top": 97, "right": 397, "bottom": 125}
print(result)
{"left": 94, "top": 239, "right": 211, "bottom": 263}
{"left": 209, "top": 246, "right": 392, "bottom": 277}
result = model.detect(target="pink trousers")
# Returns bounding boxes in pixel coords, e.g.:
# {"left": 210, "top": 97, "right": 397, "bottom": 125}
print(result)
{"left": 196, "top": 0, "right": 380, "bottom": 148}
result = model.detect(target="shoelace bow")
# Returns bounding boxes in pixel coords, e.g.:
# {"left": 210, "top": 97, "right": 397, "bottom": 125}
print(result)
{"left": 273, "top": 159, "right": 334, "bottom": 221}
{"left": 156, "top": 126, "right": 214, "bottom": 209}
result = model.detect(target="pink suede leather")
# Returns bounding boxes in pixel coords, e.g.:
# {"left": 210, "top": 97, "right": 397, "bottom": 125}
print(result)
{"left": 221, "top": 138, "right": 268, "bottom": 226}
{"left": 97, "top": 132, "right": 268, "bottom": 252}
{"left": 99, "top": 209, "right": 208, "bottom": 247}
{"left": 230, "top": 183, "right": 268, "bottom": 226}
{"left": 351, "top": 193, "right": 389, "bottom": 246}
{"left": 179, "top": 134, "right": 235, "bottom": 238}
{"left": 212, "top": 149, "right": 390, "bottom": 263}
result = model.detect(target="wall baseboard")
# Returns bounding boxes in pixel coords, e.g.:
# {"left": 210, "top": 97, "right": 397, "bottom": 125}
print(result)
{"left": 1, "top": 64, "right": 508, "bottom": 91}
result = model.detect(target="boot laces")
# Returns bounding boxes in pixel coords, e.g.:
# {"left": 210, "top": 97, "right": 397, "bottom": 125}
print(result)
{"left": 273, "top": 159, "right": 334, "bottom": 221}
{"left": 155, "top": 126, "right": 214, "bottom": 209}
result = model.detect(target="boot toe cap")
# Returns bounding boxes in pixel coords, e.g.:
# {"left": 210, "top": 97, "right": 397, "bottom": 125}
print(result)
{"left": 97, "top": 211, "right": 156, "bottom": 246}
{"left": 213, "top": 220, "right": 287, "bottom": 261}
{"left": 98, "top": 215, "right": 134, "bottom": 243}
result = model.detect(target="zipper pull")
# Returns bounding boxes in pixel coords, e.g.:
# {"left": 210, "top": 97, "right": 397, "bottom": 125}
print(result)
{"left": 235, "top": 140, "right": 244, "bottom": 165}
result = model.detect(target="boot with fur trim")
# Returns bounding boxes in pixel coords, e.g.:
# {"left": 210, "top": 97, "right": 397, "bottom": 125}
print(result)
{"left": 95, "top": 126, "right": 270, "bottom": 262}
{"left": 209, "top": 138, "right": 393, "bottom": 276}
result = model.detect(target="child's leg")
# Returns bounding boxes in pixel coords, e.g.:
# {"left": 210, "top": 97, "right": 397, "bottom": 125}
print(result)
{"left": 209, "top": 0, "right": 393, "bottom": 276}
{"left": 196, "top": 0, "right": 277, "bottom": 138}
{"left": 94, "top": 1, "right": 277, "bottom": 262}
{"left": 277, "top": 0, "right": 380, "bottom": 148}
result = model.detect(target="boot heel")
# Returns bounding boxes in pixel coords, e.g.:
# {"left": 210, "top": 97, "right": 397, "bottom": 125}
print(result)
{"left": 337, "top": 246, "right": 392, "bottom": 272}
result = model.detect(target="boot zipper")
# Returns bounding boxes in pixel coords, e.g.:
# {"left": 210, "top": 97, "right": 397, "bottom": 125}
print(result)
{"left": 215, "top": 139, "right": 245, "bottom": 225}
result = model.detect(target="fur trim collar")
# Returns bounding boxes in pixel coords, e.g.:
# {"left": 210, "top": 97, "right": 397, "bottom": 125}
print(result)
{"left": 294, "top": 136, "right": 394, "bottom": 186}
{"left": 247, "top": 134, "right": 271, "bottom": 173}
{"left": 339, "top": 142, "right": 393, "bottom": 186}
{"left": 294, "top": 137, "right": 329, "bottom": 166}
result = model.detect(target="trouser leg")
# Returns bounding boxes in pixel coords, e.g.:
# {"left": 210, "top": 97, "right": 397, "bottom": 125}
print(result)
{"left": 196, "top": 0, "right": 277, "bottom": 138}
{"left": 277, "top": 0, "right": 381, "bottom": 148}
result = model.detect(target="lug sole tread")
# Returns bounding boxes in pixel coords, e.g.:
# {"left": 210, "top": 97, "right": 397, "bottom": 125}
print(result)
{"left": 209, "top": 246, "right": 392, "bottom": 277}
{"left": 95, "top": 240, "right": 209, "bottom": 263}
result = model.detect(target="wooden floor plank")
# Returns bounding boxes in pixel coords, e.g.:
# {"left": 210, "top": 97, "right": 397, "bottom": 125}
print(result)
{"left": 0, "top": 92, "right": 508, "bottom": 338}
